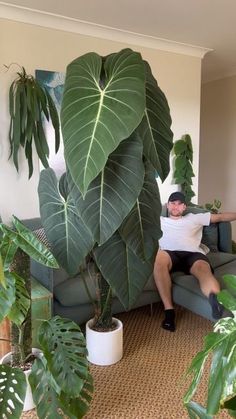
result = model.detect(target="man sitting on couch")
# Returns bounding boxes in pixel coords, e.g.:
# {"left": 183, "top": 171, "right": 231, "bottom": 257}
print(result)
{"left": 154, "top": 192, "right": 236, "bottom": 332}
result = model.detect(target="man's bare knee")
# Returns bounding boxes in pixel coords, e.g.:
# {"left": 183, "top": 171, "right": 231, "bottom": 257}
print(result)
{"left": 190, "top": 260, "right": 211, "bottom": 276}
{"left": 154, "top": 250, "right": 172, "bottom": 272}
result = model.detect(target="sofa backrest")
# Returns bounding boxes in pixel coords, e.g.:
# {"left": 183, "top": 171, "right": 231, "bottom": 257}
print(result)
{"left": 161, "top": 204, "right": 232, "bottom": 254}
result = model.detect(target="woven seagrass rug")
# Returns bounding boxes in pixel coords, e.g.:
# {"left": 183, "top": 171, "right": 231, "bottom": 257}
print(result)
{"left": 21, "top": 303, "right": 231, "bottom": 419}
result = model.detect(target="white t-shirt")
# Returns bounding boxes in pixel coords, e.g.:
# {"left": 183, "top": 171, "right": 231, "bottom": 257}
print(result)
{"left": 159, "top": 212, "right": 211, "bottom": 254}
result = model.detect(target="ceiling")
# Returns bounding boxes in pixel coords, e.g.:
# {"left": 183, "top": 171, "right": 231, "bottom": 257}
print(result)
{"left": 2, "top": 0, "right": 236, "bottom": 83}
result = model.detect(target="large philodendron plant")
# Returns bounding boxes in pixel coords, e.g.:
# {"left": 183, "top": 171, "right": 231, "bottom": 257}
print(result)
{"left": 38, "top": 48, "right": 173, "bottom": 329}
{"left": 0, "top": 217, "right": 93, "bottom": 418}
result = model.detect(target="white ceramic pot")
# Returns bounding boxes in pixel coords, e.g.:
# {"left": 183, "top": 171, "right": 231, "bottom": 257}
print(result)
{"left": 86, "top": 317, "right": 123, "bottom": 366}
{"left": 0, "top": 348, "right": 41, "bottom": 411}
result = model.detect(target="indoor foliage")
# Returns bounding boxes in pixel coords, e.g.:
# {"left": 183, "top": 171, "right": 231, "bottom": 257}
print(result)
{"left": 173, "top": 133, "right": 195, "bottom": 205}
{"left": 38, "top": 48, "right": 173, "bottom": 330}
{"left": 0, "top": 217, "right": 93, "bottom": 418}
{"left": 184, "top": 274, "right": 236, "bottom": 417}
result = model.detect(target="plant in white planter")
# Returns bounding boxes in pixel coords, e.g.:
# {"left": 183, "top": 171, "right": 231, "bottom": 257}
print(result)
{"left": 0, "top": 217, "right": 93, "bottom": 418}
{"left": 183, "top": 274, "right": 236, "bottom": 417}
{"left": 37, "top": 48, "right": 173, "bottom": 364}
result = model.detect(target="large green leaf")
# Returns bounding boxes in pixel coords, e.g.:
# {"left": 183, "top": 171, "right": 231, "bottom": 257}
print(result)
{"left": 93, "top": 231, "right": 153, "bottom": 310}
{"left": 223, "top": 275, "right": 236, "bottom": 297}
{"left": 69, "top": 134, "right": 144, "bottom": 245}
{"left": 7, "top": 272, "right": 30, "bottom": 326}
{"left": 61, "top": 48, "right": 146, "bottom": 195}
{"left": 38, "top": 316, "right": 90, "bottom": 398}
{"left": 0, "top": 365, "right": 26, "bottom": 418}
{"left": 1, "top": 218, "right": 58, "bottom": 269}
{"left": 136, "top": 61, "right": 173, "bottom": 181}
{"left": 217, "top": 290, "right": 236, "bottom": 312}
{"left": 29, "top": 357, "right": 70, "bottom": 419}
{"left": 0, "top": 254, "right": 5, "bottom": 287}
{"left": 119, "top": 165, "right": 161, "bottom": 260}
{"left": 0, "top": 273, "right": 15, "bottom": 322}
{"left": 0, "top": 233, "right": 18, "bottom": 271}
{"left": 185, "top": 401, "right": 213, "bottom": 418}
{"left": 38, "top": 168, "right": 94, "bottom": 275}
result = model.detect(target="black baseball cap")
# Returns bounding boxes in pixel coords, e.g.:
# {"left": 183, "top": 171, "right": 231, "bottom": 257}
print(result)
{"left": 168, "top": 192, "right": 186, "bottom": 204}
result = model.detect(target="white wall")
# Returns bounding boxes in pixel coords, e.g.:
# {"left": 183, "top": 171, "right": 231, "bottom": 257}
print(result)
{"left": 0, "top": 18, "right": 202, "bottom": 222}
{"left": 199, "top": 75, "right": 236, "bottom": 239}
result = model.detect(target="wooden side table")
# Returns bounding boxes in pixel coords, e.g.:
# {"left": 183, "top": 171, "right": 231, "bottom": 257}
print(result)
{"left": 0, "top": 318, "right": 10, "bottom": 358}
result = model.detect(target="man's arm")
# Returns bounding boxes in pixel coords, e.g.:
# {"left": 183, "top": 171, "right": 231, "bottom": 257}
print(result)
{"left": 210, "top": 212, "right": 236, "bottom": 223}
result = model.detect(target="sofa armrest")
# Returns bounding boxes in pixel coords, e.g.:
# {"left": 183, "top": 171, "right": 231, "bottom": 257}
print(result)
{"left": 218, "top": 221, "right": 232, "bottom": 253}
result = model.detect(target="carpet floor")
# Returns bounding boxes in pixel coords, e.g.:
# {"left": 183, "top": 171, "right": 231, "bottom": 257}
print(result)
{"left": 22, "top": 303, "right": 231, "bottom": 418}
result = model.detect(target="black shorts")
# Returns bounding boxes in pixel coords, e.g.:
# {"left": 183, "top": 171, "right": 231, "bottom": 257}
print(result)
{"left": 165, "top": 250, "right": 213, "bottom": 274}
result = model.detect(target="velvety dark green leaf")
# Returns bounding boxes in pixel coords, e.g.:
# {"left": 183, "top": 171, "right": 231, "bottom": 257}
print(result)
{"left": 59, "top": 374, "right": 93, "bottom": 419}
{"left": 119, "top": 165, "right": 161, "bottom": 259}
{"left": 0, "top": 365, "right": 26, "bottom": 418}
{"left": 11, "top": 216, "right": 59, "bottom": 268}
{"left": 8, "top": 272, "right": 30, "bottom": 326}
{"left": 69, "top": 135, "right": 144, "bottom": 245}
{"left": 136, "top": 61, "right": 173, "bottom": 181}
{"left": 38, "top": 316, "right": 90, "bottom": 398}
{"left": 93, "top": 231, "right": 153, "bottom": 310}
{"left": 61, "top": 48, "right": 146, "bottom": 196}
{"left": 38, "top": 168, "right": 94, "bottom": 275}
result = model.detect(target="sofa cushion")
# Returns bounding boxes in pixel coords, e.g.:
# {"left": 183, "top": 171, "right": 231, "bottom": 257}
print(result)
{"left": 207, "top": 252, "right": 236, "bottom": 269}
{"left": 202, "top": 224, "right": 218, "bottom": 252}
{"left": 54, "top": 263, "right": 97, "bottom": 307}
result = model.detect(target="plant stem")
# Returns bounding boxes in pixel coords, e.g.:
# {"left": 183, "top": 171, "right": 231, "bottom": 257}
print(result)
{"left": 93, "top": 272, "right": 113, "bottom": 331}
{"left": 11, "top": 249, "right": 32, "bottom": 365}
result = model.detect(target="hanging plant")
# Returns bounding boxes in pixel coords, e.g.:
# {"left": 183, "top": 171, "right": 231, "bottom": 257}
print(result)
{"left": 7, "top": 65, "right": 60, "bottom": 178}
{"left": 173, "top": 133, "right": 195, "bottom": 205}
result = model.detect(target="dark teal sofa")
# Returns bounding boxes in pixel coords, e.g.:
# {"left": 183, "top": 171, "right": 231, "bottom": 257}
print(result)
{"left": 23, "top": 208, "right": 236, "bottom": 325}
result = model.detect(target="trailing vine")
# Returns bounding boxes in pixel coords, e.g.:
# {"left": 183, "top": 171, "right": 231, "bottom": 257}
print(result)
{"left": 173, "top": 133, "right": 195, "bottom": 205}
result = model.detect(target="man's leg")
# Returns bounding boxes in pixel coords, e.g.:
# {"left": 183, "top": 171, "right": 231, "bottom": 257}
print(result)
{"left": 153, "top": 250, "right": 176, "bottom": 331}
{"left": 190, "top": 260, "right": 223, "bottom": 319}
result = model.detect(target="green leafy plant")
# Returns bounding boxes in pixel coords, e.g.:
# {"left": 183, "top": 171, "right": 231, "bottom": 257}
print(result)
{"left": 37, "top": 48, "right": 173, "bottom": 330}
{"left": 183, "top": 274, "right": 236, "bottom": 417}
{"left": 173, "top": 133, "right": 195, "bottom": 205}
{"left": 204, "top": 199, "right": 222, "bottom": 214}
{"left": 7, "top": 65, "right": 60, "bottom": 178}
{"left": 0, "top": 217, "right": 93, "bottom": 418}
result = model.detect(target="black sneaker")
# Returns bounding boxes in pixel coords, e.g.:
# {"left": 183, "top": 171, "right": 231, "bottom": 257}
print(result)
{"left": 209, "top": 293, "right": 225, "bottom": 319}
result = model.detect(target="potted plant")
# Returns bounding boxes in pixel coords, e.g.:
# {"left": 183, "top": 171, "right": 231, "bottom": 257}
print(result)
{"left": 173, "top": 133, "right": 195, "bottom": 205}
{"left": 183, "top": 274, "right": 236, "bottom": 417}
{"left": 37, "top": 48, "right": 173, "bottom": 365}
{"left": 0, "top": 216, "right": 93, "bottom": 418}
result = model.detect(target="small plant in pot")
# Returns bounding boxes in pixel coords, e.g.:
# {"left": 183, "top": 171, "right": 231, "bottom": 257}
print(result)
{"left": 37, "top": 48, "right": 173, "bottom": 365}
{"left": 183, "top": 274, "right": 236, "bottom": 417}
{"left": 0, "top": 217, "right": 93, "bottom": 418}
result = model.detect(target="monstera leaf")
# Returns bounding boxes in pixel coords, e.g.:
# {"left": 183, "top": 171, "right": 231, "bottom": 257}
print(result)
{"left": 61, "top": 48, "right": 146, "bottom": 196}
{"left": 0, "top": 273, "right": 15, "bottom": 323}
{"left": 38, "top": 168, "right": 94, "bottom": 275}
{"left": 7, "top": 272, "right": 30, "bottom": 326}
{"left": 29, "top": 316, "right": 93, "bottom": 419}
{"left": 93, "top": 231, "right": 153, "bottom": 310}
{"left": 69, "top": 134, "right": 144, "bottom": 245}
{"left": 119, "top": 165, "right": 162, "bottom": 260}
{"left": 136, "top": 61, "right": 173, "bottom": 181}
{"left": 0, "top": 365, "right": 26, "bottom": 418}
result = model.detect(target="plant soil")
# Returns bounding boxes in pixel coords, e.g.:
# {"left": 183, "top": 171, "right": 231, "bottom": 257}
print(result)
{"left": 91, "top": 320, "right": 118, "bottom": 332}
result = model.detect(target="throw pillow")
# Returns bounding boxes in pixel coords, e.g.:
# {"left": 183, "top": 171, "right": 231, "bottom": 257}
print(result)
{"left": 202, "top": 224, "right": 219, "bottom": 253}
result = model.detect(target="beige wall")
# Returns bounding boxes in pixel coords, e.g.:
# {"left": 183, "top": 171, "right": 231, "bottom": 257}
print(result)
{"left": 0, "top": 19, "right": 202, "bottom": 222}
{"left": 199, "top": 75, "right": 236, "bottom": 239}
